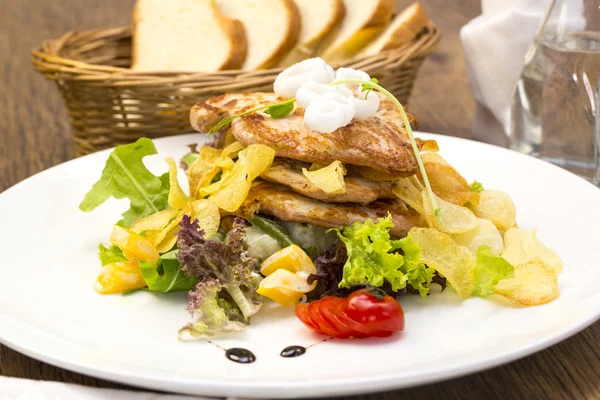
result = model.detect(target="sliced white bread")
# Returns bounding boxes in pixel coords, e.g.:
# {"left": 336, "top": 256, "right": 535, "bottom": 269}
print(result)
{"left": 317, "top": 0, "right": 395, "bottom": 63}
{"left": 279, "top": 0, "right": 345, "bottom": 66}
{"left": 359, "top": 2, "right": 429, "bottom": 57}
{"left": 131, "top": 0, "right": 247, "bottom": 72}
{"left": 215, "top": 0, "right": 301, "bottom": 70}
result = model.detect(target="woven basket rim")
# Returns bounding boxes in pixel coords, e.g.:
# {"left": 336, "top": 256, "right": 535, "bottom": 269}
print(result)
{"left": 31, "top": 22, "right": 441, "bottom": 82}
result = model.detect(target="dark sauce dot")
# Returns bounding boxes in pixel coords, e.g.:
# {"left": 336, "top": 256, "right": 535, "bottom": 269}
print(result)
{"left": 225, "top": 348, "right": 256, "bottom": 364}
{"left": 280, "top": 345, "right": 306, "bottom": 358}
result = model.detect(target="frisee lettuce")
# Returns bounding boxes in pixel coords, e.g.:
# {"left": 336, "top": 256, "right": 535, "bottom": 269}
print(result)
{"left": 331, "top": 215, "right": 434, "bottom": 296}
{"left": 79, "top": 138, "right": 170, "bottom": 228}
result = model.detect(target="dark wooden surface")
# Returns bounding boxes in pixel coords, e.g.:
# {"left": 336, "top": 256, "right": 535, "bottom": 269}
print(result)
{"left": 1, "top": 0, "right": 599, "bottom": 399}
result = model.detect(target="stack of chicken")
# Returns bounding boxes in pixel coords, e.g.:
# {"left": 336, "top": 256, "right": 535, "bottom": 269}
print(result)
{"left": 186, "top": 90, "right": 477, "bottom": 238}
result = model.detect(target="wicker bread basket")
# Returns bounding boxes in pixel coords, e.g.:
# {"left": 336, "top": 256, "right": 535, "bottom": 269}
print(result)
{"left": 32, "top": 23, "right": 440, "bottom": 156}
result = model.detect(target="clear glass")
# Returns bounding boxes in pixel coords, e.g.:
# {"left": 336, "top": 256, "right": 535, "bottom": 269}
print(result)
{"left": 510, "top": 0, "right": 600, "bottom": 185}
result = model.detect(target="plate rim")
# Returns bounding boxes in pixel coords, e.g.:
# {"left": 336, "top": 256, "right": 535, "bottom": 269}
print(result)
{"left": 1, "top": 132, "right": 599, "bottom": 398}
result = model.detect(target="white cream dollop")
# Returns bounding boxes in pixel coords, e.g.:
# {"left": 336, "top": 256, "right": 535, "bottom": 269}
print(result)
{"left": 304, "top": 99, "right": 346, "bottom": 133}
{"left": 353, "top": 90, "right": 380, "bottom": 120}
{"left": 273, "top": 58, "right": 335, "bottom": 99}
{"left": 273, "top": 60, "right": 380, "bottom": 133}
{"left": 296, "top": 81, "right": 339, "bottom": 108}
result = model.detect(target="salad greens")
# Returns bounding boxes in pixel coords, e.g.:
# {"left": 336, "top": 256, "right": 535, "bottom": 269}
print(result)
{"left": 331, "top": 215, "right": 434, "bottom": 297}
{"left": 249, "top": 215, "right": 296, "bottom": 247}
{"left": 472, "top": 245, "right": 514, "bottom": 297}
{"left": 98, "top": 244, "right": 127, "bottom": 266}
{"left": 79, "top": 138, "right": 170, "bottom": 227}
{"left": 470, "top": 180, "right": 484, "bottom": 193}
{"left": 140, "top": 250, "right": 197, "bottom": 292}
{"left": 176, "top": 215, "right": 262, "bottom": 336}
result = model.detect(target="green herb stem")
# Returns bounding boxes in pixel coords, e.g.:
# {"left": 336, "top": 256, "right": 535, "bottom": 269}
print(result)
{"left": 208, "top": 98, "right": 296, "bottom": 134}
{"left": 330, "top": 78, "right": 440, "bottom": 217}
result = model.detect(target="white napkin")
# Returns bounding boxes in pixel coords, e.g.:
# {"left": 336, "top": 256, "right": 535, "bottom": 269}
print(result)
{"left": 460, "top": 0, "right": 550, "bottom": 146}
{"left": 0, "top": 376, "right": 248, "bottom": 400}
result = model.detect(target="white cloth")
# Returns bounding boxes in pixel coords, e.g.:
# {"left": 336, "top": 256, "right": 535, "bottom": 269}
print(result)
{"left": 0, "top": 376, "right": 248, "bottom": 400}
{"left": 460, "top": 0, "right": 550, "bottom": 146}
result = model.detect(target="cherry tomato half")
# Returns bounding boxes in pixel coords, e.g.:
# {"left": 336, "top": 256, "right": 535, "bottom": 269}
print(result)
{"left": 343, "top": 290, "right": 405, "bottom": 334}
{"left": 294, "top": 290, "right": 405, "bottom": 339}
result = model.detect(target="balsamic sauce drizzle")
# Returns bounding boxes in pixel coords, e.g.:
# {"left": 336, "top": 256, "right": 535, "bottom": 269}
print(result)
{"left": 225, "top": 347, "right": 256, "bottom": 364}
{"left": 209, "top": 337, "right": 330, "bottom": 363}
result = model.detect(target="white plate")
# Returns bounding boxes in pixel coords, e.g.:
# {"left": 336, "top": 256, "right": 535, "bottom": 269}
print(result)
{"left": 0, "top": 133, "right": 599, "bottom": 399}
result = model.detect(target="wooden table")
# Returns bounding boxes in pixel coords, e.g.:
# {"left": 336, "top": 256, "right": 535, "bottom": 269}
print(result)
{"left": 1, "top": 0, "right": 599, "bottom": 399}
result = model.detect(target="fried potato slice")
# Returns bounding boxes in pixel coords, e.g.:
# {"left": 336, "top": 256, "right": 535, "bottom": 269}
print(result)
{"left": 470, "top": 190, "right": 517, "bottom": 232}
{"left": 420, "top": 153, "right": 479, "bottom": 206}
{"left": 190, "top": 199, "right": 220, "bottom": 239}
{"left": 409, "top": 227, "right": 477, "bottom": 299}
{"left": 209, "top": 144, "right": 276, "bottom": 212}
{"left": 452, "top": 218, "right": 504, "bottom": 255}
{"left": 356, "top": 166, "right": 398, "bottom": 182}
{"left": 392, "top": 177, "right": 425, "bottom": 214}
{"left": 502, "top": 228, "right": 563, "bottom": 273}
{"left": 166, "top": 157, "right": 189, "bottom": 210}
{"left": 187, "top": 146, "right": 221, "bottom": 198}
{"left": 422, "top": 191, "right": 480, "bottom": 234}
{"left": 302, "top": 161, "right": 347, "bottom": 195}
{"left": 493, "top": 259, "right": 559, "bottom": 306}
{"left": 220, "top": 141, "right": 246, "bottom": 159}
{"left": 130, "top": 209, "right": 178, "bottom": 234}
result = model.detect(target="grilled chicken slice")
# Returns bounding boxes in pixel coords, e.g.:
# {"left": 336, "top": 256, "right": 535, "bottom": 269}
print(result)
{"left": 191, "top": 92, "right": 430, "bottom": 176}
{"left": 239, "top": 181, "right": 425, "bottom": 237}
{"left": 260, "top": 158, "right": 394, "bottom": 204}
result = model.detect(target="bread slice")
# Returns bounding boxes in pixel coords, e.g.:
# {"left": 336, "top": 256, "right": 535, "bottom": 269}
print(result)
{"left": 317, "top": 0, "right": 395, "bottom": 63}
{"left": 359, "top": 2, "right": 429, "bottom": 57}
{"left": 279, "top": 0, "right": 345, "bottom": 66}
{"left": 131, "top": 0, "right": 247, "bottom": 72}
{"left": 215, "top": 0, "right": 301, "bottom": 70}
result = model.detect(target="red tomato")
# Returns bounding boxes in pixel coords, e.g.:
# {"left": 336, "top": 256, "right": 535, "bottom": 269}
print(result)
{"left": 318, "top": 297, "right": 365, "bottom": 339}
{"left": 343, "top": 290, "right": 405, "bottom": 333}
{"left": 294, "top": 290, "right": 404, "bottom": 339}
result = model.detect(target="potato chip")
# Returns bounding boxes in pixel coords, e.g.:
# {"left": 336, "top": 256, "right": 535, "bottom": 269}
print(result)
{"left": 130, "top": 209, "right": 178, "bottom": 234}
{"left": 209, "top": 144, "right": 276, "bottom": 212}
{"left": 165, "top": 157, "right": 189, "bottom": 210}
{"left": 301, "top": 161, "right": 347, "bottom": 195}
{"left": 356, "top": 166, "right": 398, "bottom": 182}
{"left": 152, "top": 212, "right": 183, "bottom": 252}
{"left": 420, "top": 153, "right": 479, "bottom": 206}
{"left": 493, "top": 259, "right": 559, "bottom": 306}
{"left": 392, "top": 178, "right": 425, "bottom": 215}
{"left": 422, "top": 191, "right": 480, "bottom": 234}
{"left": 187, "top": 146, "right": 221, "bottom": 198}
{"left": 220, "top": 141, "right": 246, "bottom": 159}
{"left": 224, "top": 128, "right": 237, "bottom": 147}
{"left": 470, "top": 190, "right": 516, "bottom": 232}
{"left": 502, "top": 228, "right": 563, "bottom": 273}
{"left": 451, "top": 218, "right": 504, "bottom": 255}
{"left": 190, "top": 199, "right": 220, "bottom": 239}
{"left": 409, "top": 227, "right": 477, "bottom": 299}
{"left": 421, "top": 140, "right": 439, "bottom": 152}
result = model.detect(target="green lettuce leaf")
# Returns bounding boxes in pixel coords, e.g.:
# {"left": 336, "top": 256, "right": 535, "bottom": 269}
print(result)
{"left": 98, "top": 244, "right": 127, "bottom": 266}
{"left": 181, "top": 153, "right": 199, "bottom": 168}
{"left": 79, "top": 138, "right": 170, "bottom": 227}
{"left": 472, "top": 245, "right": 514, "bottom": 297}
{"left": 139, "top": 250, "right": 197, "bottom": 292}
{"left": 334, "top": 217, "right": 406, "bottom": 291}
{"left": 395, "top": 236, "right": 434, "bottom": 299}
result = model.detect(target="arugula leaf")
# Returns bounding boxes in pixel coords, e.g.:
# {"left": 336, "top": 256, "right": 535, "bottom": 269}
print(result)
{"left": 264, "top": 99, "right": 295, "bottom": 119}
{"left": 470, "top": 180, "right": 484, "bottom": 193}
{"left": 140, "top": 250, "right": 197, "bottom": 292}
{"left": 79, "top": 138, "right": 170, "bottom": 227}
{"left": 98, "top": 244, "right": 127, "bottom": 266}
{"left": 472, "top": 245, "right": 514, "bottom": 297}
